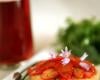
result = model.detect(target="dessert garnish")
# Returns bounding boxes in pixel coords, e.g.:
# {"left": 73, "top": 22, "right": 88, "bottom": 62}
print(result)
{"left": 60, "top": 47, "right": 71, "bottom": 65}
{"left": 80, "top": 52, "right": 88, "bottom": 61}
{"left": 79, "top": 53, "right": 90, "bottom": 71}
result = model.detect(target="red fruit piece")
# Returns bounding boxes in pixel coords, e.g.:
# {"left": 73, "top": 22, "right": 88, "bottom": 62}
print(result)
{"left": 84, "top": 66, "right": 96, "bottom": 78}
{"left": 30, "top": 75, "right": 43, "bottom": 80}
{"left": 73, "top": 68, "right": 84, "bottom": 79}
{"left": 58, "top": 63, "right": 73, "bottom": 79}
{"left": 60, "top": 76, "right": 72, "bottom": 80}
{"left": 28, "top": 61, "right": 47, "bottom": 75}
{"left": 84, "top": 71, "right": 94, "bottom": 78}
{"left": 41, "top": 68, "right": 58, "bottom": 80}
{"left": 40, "top": 57, "right": 62, "bottom": 70}
{"left": 70, "top": 56, "right": 80, "bottom": 67}
{"left": 81, "top": 61, "right": 96, "bottom": 78}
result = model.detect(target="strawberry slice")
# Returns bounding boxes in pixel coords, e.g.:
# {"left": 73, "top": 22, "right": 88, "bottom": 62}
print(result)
{"left": 41, "top": 68, "right": 58, "bottom": 80}
{"left": 73, "top": 68, "right": 84, "bottom": 79}
{"left": 70, "top": 56, "right": 80, "bottom": 67}
{"left": 84, "top": 66, "right": 96, "bottom": 78}
{"left": 80, "top": 61, "right": 96, "bottom": 78}
{"left": 58, "top": 63, "right": 73, "bottom": 79}
{"left": 30, "top": 75, "right": 43, "bottom": 80}
{"left": 40, "top": 57, "right": 62, "bottom": 70}
{"left": 28, "top": 61, "right": 48, "bottom": 75}
{"left": 60, "top": 76, "right": 72, "bottom": 80}
{"left": 84, "top": 71, "right": 94, "bottom": 78}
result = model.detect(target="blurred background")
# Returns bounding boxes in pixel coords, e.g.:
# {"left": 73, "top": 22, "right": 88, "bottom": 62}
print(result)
{"left": 31, "top": 0, "right": 100, "bottom": 66}
{"left": 31, "top": 0, "right": 100, "bottom": 52}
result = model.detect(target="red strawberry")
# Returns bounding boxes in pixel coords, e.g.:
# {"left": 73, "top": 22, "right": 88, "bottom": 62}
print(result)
{"left": 70, "top": 56, "right": 80, "bottom": 67}
{"left": 58, "top": 63, "right": 73, "bottom": 79}
{"left": 84, "top": 66, "right": 96, "bottom": 79}
{"left": 41, "top": 68, "right": 58, "bottom": 80}
{"left": 73, "top": 68, "right": 84, "bottom": 79}
{"left": 84, "top": 71, "right": 94, "bottom": 78}
{"left": 60, "top": 76, "right": 72, "bottom": 80}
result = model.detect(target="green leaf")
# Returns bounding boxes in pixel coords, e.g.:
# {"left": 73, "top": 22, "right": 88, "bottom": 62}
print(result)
{"left": 56, "top": 17, "right": 100, "bottom": 65}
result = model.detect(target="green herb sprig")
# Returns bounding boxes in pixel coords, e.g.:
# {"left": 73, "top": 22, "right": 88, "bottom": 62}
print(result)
{"left": 56, "top": 17, "right": 100, "bottom": 65}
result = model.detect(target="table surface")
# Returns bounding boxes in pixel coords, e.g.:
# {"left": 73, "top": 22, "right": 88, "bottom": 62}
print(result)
{"left": 0, "top": 69, "right": 14, "bottom": 79}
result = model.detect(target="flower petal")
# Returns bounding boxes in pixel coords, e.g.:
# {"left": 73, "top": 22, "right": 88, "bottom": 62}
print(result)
{"left": 80, "top": 52, "right": 88, "bottom": 61}
{"left": 61, "top": 58, "right": 70, "bottom": 65}
{"left": 79, "top": 62, "right": 90, "bottom": 71}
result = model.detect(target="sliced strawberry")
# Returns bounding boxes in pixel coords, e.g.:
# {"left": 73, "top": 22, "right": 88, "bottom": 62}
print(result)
{"left": 89, "top": 64, "right": 96, "bottom": 73}
{"left": 70, "top": 56, "right": 80, "bottom": 67}
{"left": 84, "top": 67, "right": 96, "bottom": 78}
{"left": 58, "top": 63, "right": 73, "bottom": 79}
{"left": 28, "top": 61, "right": 48, "bottom": 76}
{"left": 30, "top": 75, "right": 43, "bottom": 80}
{"left": 80, "top": 61, "right": 96, "bottom": 78}
{"left": 40, "top": 58, "right": 62, "bottom": 70}
{"left": 60, "top": 76, "right": 72, "bottom": 80}
{"left": 41, "top": 68, "right": 58, "bottom": 80}
{"left": 84, "top": 71, "right": 94, "bottom": 78}
{"left": 73, "top": 68, "right": 84, "bottom": 79}
{"left": 60, "top": 78, "right": 66, "bottom": 80}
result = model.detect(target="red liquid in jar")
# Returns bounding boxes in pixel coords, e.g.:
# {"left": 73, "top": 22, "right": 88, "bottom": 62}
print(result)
{"left": 0, "top": 0, "right": 33, "bottom": 64}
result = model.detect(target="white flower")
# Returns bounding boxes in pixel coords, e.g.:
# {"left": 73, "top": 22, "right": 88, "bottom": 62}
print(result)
{"left": 60, "top": 47, "right": 71, "bottom": 57}
{"left": 80, "top": 52, "right": 88, "bottom": 61}
{"left": 79, "top": 62, "right": 90, "bottom": 71}
{"left": 60, "top": 47, "right": 71, "bottom": 65}
{"left": 80, "top": 53, "right": 90, "bottom": 71}
{"left": 61, "top": 57, "right": 70, "bottom": 65}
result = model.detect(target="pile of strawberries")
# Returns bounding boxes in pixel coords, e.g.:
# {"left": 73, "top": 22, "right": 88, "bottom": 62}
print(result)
{"left": 28, "top": 56, "right": 96, "bottom": 80}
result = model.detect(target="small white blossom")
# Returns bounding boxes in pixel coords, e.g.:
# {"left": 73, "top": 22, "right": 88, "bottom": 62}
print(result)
{"left": 80, "top": 52, "right": 88, "bottom": 61}
{"left": 60, "top": 47, "right": 71, "bottom": 65}
{"left": 61, "top": 57, "right": 70, "bottom": 65}
{"left": 65, "top": 50, "right": 71, "bottom": 57}
{"left": 80, "top": 53, "right": 90, "bottom": 71}
{"left": 60, "top": 47, "right": 71, "bottom": 58}
{"left": 79, "top": 62, "right": 90, "bottom": 71}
